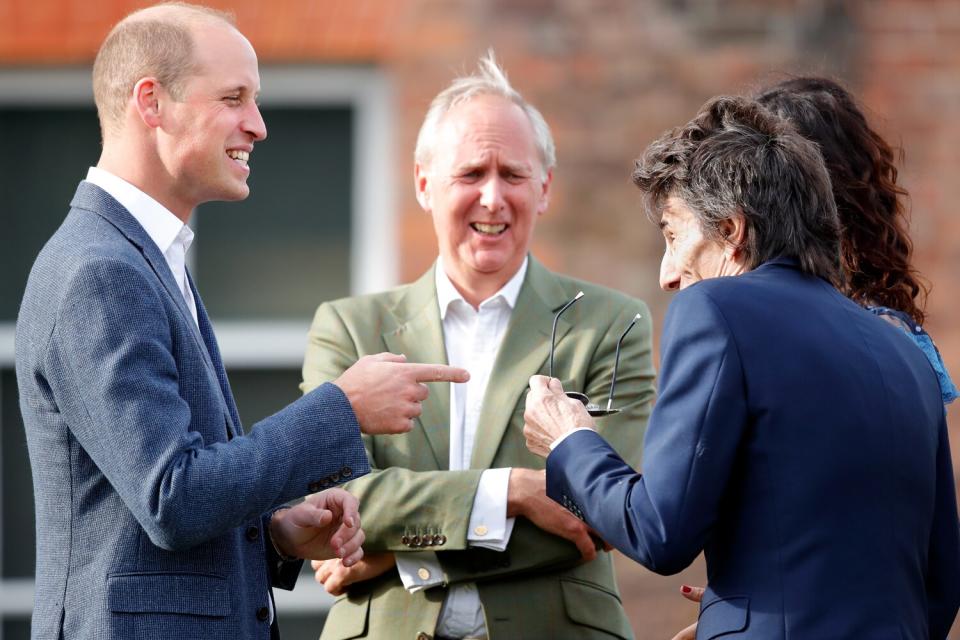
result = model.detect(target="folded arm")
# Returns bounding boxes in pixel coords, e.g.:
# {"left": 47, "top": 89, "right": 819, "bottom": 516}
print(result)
{"left": 302, "top": 296, "right": 655, "bottom": 587}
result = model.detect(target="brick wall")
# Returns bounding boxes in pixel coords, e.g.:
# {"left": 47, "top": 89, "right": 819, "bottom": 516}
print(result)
{"left": 3, "top": 0, "right": 957, "bottom": 636}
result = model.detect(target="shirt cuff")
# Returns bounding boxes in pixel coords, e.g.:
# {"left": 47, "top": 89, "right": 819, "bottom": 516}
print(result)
{"left": 467, "top": 468, "right": 515, "bottom": 552}
{"left": 550, "top": 427, "right": 597, "bottom": 451}
{"left": 396, "top": 551, "right": 444, "bottom": 592}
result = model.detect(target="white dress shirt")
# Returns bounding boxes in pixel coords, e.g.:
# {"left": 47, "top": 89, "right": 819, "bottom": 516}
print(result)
{"left": 394, "top": 257, "right": 528, "bottom": 639}
{"left": 85, "top": 167, "right": 198, "bottom": 327}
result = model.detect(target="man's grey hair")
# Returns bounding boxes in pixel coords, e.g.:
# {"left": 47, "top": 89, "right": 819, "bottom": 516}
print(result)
{"left": 633, "top": 95, "right": 842, "bottom": 283}
{"left": 414, "top": 50, "right": 556, "bottom": 178}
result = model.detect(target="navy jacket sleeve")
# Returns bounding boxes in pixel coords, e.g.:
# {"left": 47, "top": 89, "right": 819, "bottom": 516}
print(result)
{"left": 926, "top": 410, "right": 960, "bottom": 639}
{"left": 547, "top": 285, "right": 746, "bottom": 575}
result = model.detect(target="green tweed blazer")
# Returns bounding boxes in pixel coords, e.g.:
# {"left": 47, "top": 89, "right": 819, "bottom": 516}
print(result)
{"left": 301, "top": 256, "right": 656, "bottom": 640}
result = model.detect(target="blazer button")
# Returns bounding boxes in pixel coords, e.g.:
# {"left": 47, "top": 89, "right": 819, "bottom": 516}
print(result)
{"left": 330, "top": 472, "right": 341, "bottom": 483}
{"left": 308, "top": 482, "right": 320, "bottom": 493}
{"left": 416, "top": 633, "right": 431, "bottom": 640}
{"left": 245, "top": 526, "right": 260, "bottom": 542}
{"left": 341, "top": 466, "right": 353, "bottom": 478}
{"left": 411, "top": 535, "right": 422, "bottom": 547}
{"left": 256, "top": 606, "right": 270, "bottom": 622}
{"left": 436, "top": 535, "right": 446, "bottom": 546}
{"left": 401, "top": 535, "right": 410, "bottom": 545}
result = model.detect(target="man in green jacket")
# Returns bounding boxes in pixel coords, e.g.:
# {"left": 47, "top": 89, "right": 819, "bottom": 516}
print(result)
{"left": 302, "top": 52, "right": 656, "bottom": 640}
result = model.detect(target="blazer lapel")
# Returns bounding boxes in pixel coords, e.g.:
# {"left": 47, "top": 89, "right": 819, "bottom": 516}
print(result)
{"left": 470, "top": 256, "right": 575, "bottom": 469}
{"left": 382, "top": 265, "right": 451, "bottom": 469}
{"left": 72, "top": 182, "right": 217, "bottom": 375}
{"left": 190, "top": 271, "right": 242, "bottom": 438}
{"left": 72, "top": 182, "right": 235, "bottom": 442}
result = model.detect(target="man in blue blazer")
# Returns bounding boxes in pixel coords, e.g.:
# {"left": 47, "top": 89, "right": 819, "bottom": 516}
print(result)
{"left": 15, "top": 4, "right": 466, "bottom": 639}
{"left": 523, "top": 96, "right": 960, "bottom": 639}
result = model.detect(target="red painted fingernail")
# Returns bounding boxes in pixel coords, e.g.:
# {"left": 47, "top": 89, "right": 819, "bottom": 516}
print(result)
{"left": 681, "top": 585, "right": 692, "bottom": 594}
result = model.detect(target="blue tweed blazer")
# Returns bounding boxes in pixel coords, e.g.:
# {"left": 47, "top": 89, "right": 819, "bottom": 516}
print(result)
{"left": 16, "top": 181, "right": 370, "bottom": 639}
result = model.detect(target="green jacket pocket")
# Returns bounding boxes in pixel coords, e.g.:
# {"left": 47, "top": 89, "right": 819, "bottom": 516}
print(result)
{"left": 560, "top": 577, "right": 632, "bottom": 639}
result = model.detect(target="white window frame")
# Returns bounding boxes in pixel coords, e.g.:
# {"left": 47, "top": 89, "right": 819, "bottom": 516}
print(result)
{"left": 0, "top": 65, "right": 397, "bottom": 627}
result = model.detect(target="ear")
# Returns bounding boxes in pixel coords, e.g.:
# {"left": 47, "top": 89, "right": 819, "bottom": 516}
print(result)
{"left": 414, "top": 162, "right": 431, "bottom": 212}
{"left": 132, "top": 78, "right": 162, "bottom": 129}
{"left": 719, "top": 212, "right": 747, "bottom": 259}
{"left": 536, "top": 168, "right": 553, "bottom": 217}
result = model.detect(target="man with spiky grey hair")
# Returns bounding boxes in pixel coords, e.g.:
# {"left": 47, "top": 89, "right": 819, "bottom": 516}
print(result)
{"left": 303, "top": 51, "right": 656, "bottom": 640}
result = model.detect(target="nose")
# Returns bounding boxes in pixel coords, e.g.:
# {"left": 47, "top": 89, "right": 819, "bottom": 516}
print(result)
{"left": 659, "top": 251, "right": 680, "bottom": 291}
{"left": 478, "top": 175, "right": 505, "bottom": 213}
{"left": 244, "top": 102, "right": 267, "bottom": 142}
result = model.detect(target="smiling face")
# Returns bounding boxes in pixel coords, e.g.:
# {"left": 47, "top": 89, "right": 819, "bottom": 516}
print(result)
{"left": 658, "top": 196, "right": 747, "bottom": 290}
{"left": 157, "top": 21, "right": 266, "bottom": 215}
{"left": 416, "top": 94, "right": 551, "bottom": 303}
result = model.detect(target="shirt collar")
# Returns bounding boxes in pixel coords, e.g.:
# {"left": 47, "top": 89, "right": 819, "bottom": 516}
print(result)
{"left": 435, "top": 255, "right": 528, "bottom": 319}
{"left": 85, "top": 166, "right": 192, "bottom": 255}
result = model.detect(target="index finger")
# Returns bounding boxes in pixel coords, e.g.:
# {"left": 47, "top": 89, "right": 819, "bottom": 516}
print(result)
{"left": 405, "top": 363, "right": 470, "bottom": 384}
{"left": 334, "top": 491, "right": 360, "bottom": 529}
{"left": 680, "top": 585, "right": 705, "bottom": 603}
{"left": 573, "top": 530, "right": 597, "bottom": 562}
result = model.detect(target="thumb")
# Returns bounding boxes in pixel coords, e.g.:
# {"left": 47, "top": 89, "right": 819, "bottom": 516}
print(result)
{"left": 529, "top": 375, "right": 552, "bottom": 393}
{"left": 288, "top": 502, "right": 335, "bottom": 530}
{"left": 547, "top": 377, "right": 565, "bottom": 394}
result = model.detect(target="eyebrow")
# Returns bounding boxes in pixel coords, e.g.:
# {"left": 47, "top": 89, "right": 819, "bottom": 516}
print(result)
{"left": 453, "top": 159, "right": 533, "bottom": 173}
{"left": 452, "top": 160, "right": 482, "bottom": 172}
{"left": 501, "top": 161, "right": 533, "bottom": 174}
{"left": 220, "top": 85, "right": 259, "bottom": 96}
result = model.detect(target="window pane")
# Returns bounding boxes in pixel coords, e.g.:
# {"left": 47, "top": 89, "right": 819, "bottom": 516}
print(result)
{"left": 0, "top": 108, "right": 101, "bottom": 322}
{"left": 226, "top": 368, "right": 304, "bottom": 428}
{"left": 2, "top": 368, "right": 35, "bottom": 579}
{"left": 2, "top": 619, "right": 30, "bottom": 640}
{"left": 194, "top": 108, "right": 353, "bottom": 321}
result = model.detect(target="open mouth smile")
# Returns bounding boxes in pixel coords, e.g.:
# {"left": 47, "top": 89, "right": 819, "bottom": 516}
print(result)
{"left": 226, "top": 149, "right": 250, "bottom": 167}
{"left": 471, "top": 222, "right": 507, "bottom": 235}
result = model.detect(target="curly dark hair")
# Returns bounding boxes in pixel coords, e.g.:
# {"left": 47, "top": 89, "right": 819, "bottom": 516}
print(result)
{"left": 633, "top": 95, "right": 842, "bottom": 284}
{"left": 756, "top": 77, "right": 928, "bottom": 323}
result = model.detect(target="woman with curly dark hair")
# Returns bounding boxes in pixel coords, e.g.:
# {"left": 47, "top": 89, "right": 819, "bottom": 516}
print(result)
{"left": 756, "top": 76, "right": 957, "bottom": 405}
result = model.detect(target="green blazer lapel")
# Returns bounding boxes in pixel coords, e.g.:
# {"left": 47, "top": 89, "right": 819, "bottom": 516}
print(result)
{"left": 470, "top": 256, "right": 575, "bottom": 469}
{"left": 382, "top": 264, "right": 451, "bottom": 469}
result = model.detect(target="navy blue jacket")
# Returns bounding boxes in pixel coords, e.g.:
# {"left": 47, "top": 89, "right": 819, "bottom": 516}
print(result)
{"left": 547, "top": 258, "right": 960, "bottom": 639}
{"left": 16, "top": 182, "right": 370, "bottom": 639}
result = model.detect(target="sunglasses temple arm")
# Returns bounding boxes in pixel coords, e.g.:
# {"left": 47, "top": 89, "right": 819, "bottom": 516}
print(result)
{"left": 607, "top": 313, "right": 642, "bottom": 411}
{"left": 550, "top": 291, "right": 585, "bottom": 379}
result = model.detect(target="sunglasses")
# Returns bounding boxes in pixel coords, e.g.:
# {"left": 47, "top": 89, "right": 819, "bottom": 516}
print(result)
{"left": 549, "top": 291, "right": 641, "bottom": 417}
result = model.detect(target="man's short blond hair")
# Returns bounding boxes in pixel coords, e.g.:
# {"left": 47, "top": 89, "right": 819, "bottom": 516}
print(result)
{"left": 92, "top": 2, "right": 235, "bottom": 137}
{"left": 414, "top": 50, "right": 556, "bottom": 179}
